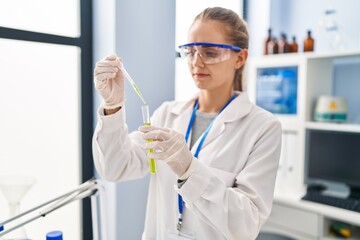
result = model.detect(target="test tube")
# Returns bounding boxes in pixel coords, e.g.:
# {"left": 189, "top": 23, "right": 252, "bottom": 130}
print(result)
{"left": 141, "top": 105, "right": 157, "bottom": 174}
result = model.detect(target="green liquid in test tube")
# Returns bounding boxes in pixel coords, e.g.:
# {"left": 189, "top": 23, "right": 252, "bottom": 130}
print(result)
{"left": 142, "top": 105, "right": 157, "bottom": 174}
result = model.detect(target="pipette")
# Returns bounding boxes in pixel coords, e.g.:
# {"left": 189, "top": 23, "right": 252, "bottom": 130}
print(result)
{"left": 121, "top": 67, "right": 147, "bottom": 105}
{"left": 122, "top": 67, "right": 157, "bottom": 174}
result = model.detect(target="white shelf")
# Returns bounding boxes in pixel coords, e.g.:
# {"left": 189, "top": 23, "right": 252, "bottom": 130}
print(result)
{"left": 274, "top": 194, "right": 360, "bottom": 239}
{"left": 256, "top": 50, "right": 360, "bottom": 61}
{"left": 274, "top": 195, "right": 360, "bottom": 226}
{"left": 275, "top": 115, "right": 302, "bottom": 131}
{"left": 305, "top": 121, "right": 360, "bottom": 133}
{"left": 305, "top": 49, "right": 360, "bottom": 60}
{"left": 250, "top": 51, "right": 360, "bottom": 240}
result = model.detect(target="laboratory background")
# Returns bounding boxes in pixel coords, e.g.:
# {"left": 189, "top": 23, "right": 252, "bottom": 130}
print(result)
{"left": 0, "top": 0, "right": 360, "bottom": 239}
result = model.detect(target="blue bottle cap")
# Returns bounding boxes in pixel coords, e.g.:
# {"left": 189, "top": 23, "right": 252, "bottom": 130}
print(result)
{"left": 46, "top": 230, "right": 63, "bottom": 240}
{"left": 0, "top": 225, "right": 4, "bottom": 232}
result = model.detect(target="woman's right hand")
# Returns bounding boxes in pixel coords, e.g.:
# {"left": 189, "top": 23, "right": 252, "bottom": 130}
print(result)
{"left": 94, "top": 54, "right": 125, "bottom": 109}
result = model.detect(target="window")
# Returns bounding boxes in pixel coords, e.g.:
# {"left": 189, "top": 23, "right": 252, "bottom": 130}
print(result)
{"left": 0, "top": 1, "right": 93, "bottom": 239}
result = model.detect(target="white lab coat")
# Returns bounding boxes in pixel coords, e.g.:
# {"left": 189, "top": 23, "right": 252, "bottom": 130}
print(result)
{"left": 93, "top": 91, "right": 282, "bottom": 240}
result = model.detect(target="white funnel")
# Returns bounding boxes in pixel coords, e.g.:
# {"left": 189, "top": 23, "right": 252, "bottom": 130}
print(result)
{"left": 0, "top": 175, "right": 36, "bottom": 239}
{"left": 0, "top": 176, "right": 36, "bottom": 204}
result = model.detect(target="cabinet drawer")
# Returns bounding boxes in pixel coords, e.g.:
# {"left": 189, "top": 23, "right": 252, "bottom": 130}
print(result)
{"left": 268, "top": 203, "right": 319, "bottom": 237}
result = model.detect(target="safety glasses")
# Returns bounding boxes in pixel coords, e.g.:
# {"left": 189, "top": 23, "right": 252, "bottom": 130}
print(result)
{"left": 178, "top": 42, "right": 241, "bottom": 65}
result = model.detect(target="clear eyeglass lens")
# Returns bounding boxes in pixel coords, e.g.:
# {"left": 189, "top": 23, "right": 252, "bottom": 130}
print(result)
{"left": 180, "top": 46, "right": 231, "bottom": 64}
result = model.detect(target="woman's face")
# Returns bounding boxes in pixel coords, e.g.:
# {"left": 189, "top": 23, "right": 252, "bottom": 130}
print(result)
{"left": 187, "top": 20, "right": 246, "bottom": 93}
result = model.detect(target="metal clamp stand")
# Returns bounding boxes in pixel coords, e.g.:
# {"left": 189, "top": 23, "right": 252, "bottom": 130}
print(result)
{"left": 0, "top": 178, "right": 107, "bottom": 240}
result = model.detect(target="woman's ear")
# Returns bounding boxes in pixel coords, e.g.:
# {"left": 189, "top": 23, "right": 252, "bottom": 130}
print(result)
{"left": 235, "top": 49, "right": 248, "bottom": 69}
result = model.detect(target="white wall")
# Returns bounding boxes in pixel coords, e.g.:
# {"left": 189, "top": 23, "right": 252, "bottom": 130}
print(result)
{"left": 93, "top": 1, "right": 175, "bottom": 239}
{"left": 247, "top": 0, "right": 271, "bottom": 57}
{"left": 92, "top": 1, "right": 117, "bottom": 239}
{"left": 248, "top": 0, "right": 360, "bottom": 56}
{"left": 115, "top": 1, "right": 175, "bottom": 238}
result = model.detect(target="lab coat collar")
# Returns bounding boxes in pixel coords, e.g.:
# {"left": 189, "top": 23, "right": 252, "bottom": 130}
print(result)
{"left": 171, "top": 91, "right": 254, "bottom": 152}
{"left": 171, "top": 91, "right": 253, "bottom": 123}
{"left": 171, "top": 93, "right": 199, "bottom": 115}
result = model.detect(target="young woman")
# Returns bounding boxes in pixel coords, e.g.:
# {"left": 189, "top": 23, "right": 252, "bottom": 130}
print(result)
{"left": 93, "top": 7, "right": 281, "bottom": 240}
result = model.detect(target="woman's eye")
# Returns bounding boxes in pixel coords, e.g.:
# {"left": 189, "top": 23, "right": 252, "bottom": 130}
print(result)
{"left": 186, "top": 50, "right": 196, "bottom": 57}
{"left": 204, "top": 51, "right": 218, "bottom": 58}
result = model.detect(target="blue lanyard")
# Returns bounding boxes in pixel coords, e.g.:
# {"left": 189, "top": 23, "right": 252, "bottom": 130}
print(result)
{"left": 177, "top": 93, "right": 237, "bottom": 231}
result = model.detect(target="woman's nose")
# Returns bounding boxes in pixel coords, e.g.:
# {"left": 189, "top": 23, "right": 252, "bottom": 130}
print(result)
{"left": 191, "top": 52, "right": 205, "bottom": 67}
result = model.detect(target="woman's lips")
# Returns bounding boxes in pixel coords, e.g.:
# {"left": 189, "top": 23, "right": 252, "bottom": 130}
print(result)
{"left": 193, "top": 73, "right": 209, "bottom": 78}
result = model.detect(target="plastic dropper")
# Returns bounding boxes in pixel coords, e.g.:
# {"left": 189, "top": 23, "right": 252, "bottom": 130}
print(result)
{"left": 121, "top": 67, "right": 157, "bottom": 174}
{"left": 121, "top": 67, "right": 147, "bottom": 105}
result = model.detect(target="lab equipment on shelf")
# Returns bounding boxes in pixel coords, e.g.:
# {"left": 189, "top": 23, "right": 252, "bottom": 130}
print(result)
{"left": 314, "top": 95, "right": 348, "bottom": 123}
{"left": 304, "top": 30, "right": 315, "bottom": 52}
{"left": 290, "top": 36, "right": 298, "bottom": 53}
{"left": 264, "top": 28, "right": 273, "bottom": 55}
{"left": 263, "top": 29, "right": 298, "bottom": 54}
{"left": 278, "top": 33, "right": 291, "bottom": 54}
{"left": 256, "top": 67, "right": 298, "bottom": 114}
{"left": 304, "top": 128, "right": 360, "bottom": 212}
{"left": 0, "top": 178, "right": 106, "bottom": 240}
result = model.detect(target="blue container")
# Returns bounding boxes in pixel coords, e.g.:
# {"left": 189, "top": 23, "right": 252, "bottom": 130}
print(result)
{"left": 256, "top": 67, "right": 297, "bottom": 114}
{"left": 46, "top": 230, "right": 63, "bottom": 240}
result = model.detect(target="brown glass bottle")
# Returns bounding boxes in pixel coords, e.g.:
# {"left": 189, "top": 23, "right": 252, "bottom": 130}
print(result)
{"left": 278, "top": 33, "right": 291, "bottom": 53}
{"left": 291, "top": 36, "right": 298, "bottom": 53}
{"left": 303, "top": 30, "right": 314, "bottom": 52}
{"left": 267, "top": 37, "right": 278, "bottom": 54}
{"left": 264, "top": 28, "right": 273, "bottom": 55}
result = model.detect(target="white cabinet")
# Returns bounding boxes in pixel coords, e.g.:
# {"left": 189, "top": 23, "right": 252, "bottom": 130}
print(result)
{"left": 247, "top": 51, "right": 360, "bottom": 240}
{"left": 248, "top": 51, "right": 360, "bottom": 197}
{"left": 261, "top": 199, "right": 360, "bottom": 240}
{"left": 262, "top": 202, "right": 319, "bottom": 240}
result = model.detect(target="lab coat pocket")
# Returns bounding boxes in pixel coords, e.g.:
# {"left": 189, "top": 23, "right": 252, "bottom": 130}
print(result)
{"left": 208, "top": 167, "right": 237, "bottom": 187}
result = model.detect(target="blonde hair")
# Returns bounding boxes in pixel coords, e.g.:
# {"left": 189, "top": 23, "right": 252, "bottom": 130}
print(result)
{"left": 193, "top": 7, "right": 249, "bottom": 91}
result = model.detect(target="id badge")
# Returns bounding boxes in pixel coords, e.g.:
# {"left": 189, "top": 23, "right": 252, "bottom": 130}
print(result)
{"left": 165, "top": 230, "right": 195, "bottom": 240}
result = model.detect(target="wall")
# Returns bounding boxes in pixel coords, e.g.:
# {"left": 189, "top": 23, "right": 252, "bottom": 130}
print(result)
{"left": 92, "top": 1, "right": 117, "bottom": 239}
{"left": 248, "top": 0, "right": 360, "bottom": 56}
{"left": 93, "top": 1, "right": 175, "bottom": 239}
{"left": 115, "top": 0, "right": 175, "bottom": 239}
{"left": 270, "top": 0, "right": 360, "bottom": 53}
{"left": 247, "top": 0, "right": 271, "bottom": 57}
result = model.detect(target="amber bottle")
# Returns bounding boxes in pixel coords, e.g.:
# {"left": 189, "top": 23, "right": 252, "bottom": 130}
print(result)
{"left": 291, "top": 36, "right": 298, "bottom": 53}
{"left": 304, "top": 30, "right": 315, "bottom": 52}
{"left": 264, "top": 28, "right": 273, "bottom": 55}
{"left": 278, "top": 33, "right": 291, "bottom": 53}
{"left": 267, "top": 37, "right": 278, "bottom": 54}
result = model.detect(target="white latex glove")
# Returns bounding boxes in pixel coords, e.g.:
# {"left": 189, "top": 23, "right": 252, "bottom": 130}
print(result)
{"left": 94, "top": 55, "right": 125, "bottom": 109}
{"left": 139, "top": 125, "right": 193, "bottom": 178}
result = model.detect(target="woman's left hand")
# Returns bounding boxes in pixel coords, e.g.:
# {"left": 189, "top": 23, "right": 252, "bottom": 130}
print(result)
{"left": 138, "top": 125, "right": 193, "bottom": 177}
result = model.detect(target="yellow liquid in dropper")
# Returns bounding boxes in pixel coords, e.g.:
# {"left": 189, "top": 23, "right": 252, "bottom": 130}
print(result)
{"left": 131, "top": 83, "right": 146, "bottom": 105}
